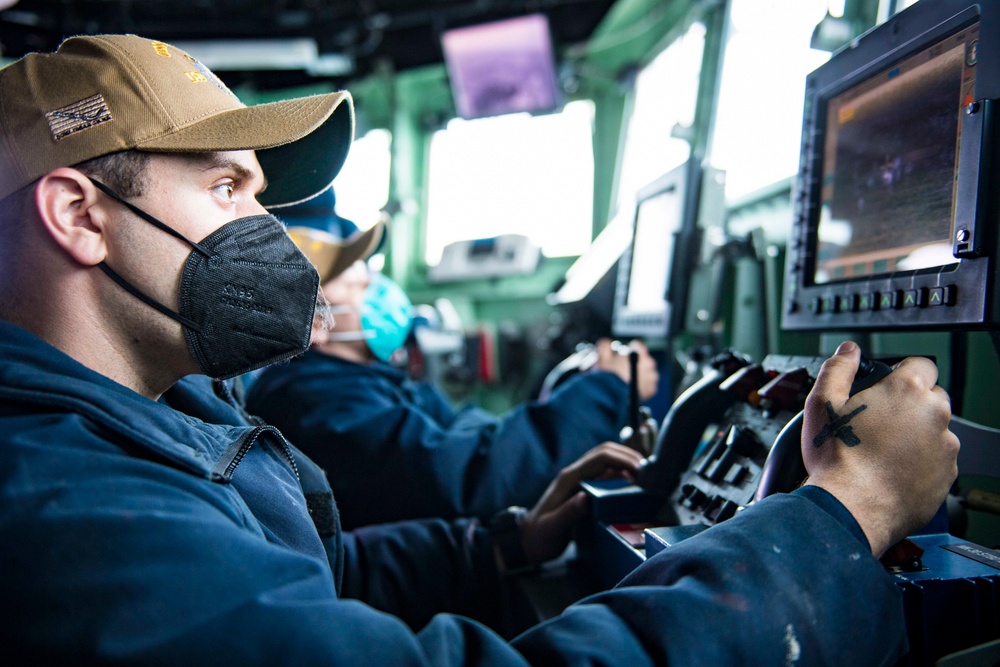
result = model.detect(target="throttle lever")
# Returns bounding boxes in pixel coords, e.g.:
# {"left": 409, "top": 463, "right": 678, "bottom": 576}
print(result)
{"left": 619, "top": 346, "right": 657, "bottom": 456}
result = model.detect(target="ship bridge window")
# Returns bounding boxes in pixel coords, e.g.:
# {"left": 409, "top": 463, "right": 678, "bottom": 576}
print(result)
{"left": 424, "top": 100, "right": 595, "bottom": 266}
{"left": 711, "top": 0, "right": 833, "bottom": 200}
{"left": 615, "top": 21, "right": 705, "bottom": 212}
{"left": 332, "top": 128, "right": 392, "bottom": 233}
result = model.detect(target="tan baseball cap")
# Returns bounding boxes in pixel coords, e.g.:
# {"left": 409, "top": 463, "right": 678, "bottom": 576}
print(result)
{"left": 0, "top": 34, "right": 354, "bottom": 207}
{"left": 288, "top": 220, "right": 385, "bottom": 284}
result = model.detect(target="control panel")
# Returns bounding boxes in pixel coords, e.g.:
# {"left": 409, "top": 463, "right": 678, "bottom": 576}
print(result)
{"left": 659, "top": 354, "right": 825, "bottom": 525}
{"left": 428, "top": 234, "right": 541, "bottom": 283}
{"left": 796, "top": 285, "right": 958, "bottom": 319}
{"left": 577, "top": 353, "right": 826, "bottom": 587}
{"left": 574, "top": 350, "right": 1000, "bottom": 666}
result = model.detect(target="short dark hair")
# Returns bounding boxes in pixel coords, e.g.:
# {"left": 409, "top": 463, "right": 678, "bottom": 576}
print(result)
{"left": 0, "top": 150, "right": 151, "bottom": 229}
{"left": 74, "top": 150, "right": 151, "bottom": 199}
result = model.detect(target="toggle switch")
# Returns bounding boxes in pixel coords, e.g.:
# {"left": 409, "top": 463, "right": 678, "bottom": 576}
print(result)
{"left": 719, "top": 364, "right": 766, "bottom": 403}
{"left": 725, "top": 424, "right": 761, "bottom": 457}
{"left": 757, "top": 367, "right": 812, "bottom": 412}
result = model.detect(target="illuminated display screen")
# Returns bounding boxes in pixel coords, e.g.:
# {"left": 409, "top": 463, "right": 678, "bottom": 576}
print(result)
{"left": 625, "top": 185, "right": 681, "bottom": 310}
{"left": 813, "top": 23, "right": 978, "bottom": 284}
{"left": 442, "top": 14, "right": 561, "bottom": 120}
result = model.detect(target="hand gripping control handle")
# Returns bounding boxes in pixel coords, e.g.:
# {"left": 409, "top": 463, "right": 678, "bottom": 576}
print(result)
{"left": 755, "top": 355, "right": 891, "bottom": 501}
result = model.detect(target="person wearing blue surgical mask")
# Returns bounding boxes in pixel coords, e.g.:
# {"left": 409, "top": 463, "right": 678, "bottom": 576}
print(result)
{"left": 245, "top": 231, "right": 661, "bottom": 530}
{"left": 316, "top": 263, "right": 414, "bottom": 363}
{"left": 0, "top": 33, "right": 960, "bottom": 667}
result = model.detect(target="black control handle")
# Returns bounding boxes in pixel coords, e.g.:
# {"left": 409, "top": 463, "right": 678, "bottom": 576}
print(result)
{"left": 628, "top": 349, "right": 641, "bottom": 432}
{"left": 851, "top": 357, "right": 893, "bottom": 396}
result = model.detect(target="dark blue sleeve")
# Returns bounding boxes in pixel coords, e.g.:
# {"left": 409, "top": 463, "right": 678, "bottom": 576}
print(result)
{"left": 0, "top": 414, "right": 526, "bottom": 665}
{"left": 2, "top": 413, "right": 908, "bottom": 665}
{"left": 503, "top": 370, "right": 630, "bottom": 463}
{"left": 792, "top": 484, "right": 872, "bottom": 551}
{"left": 250, "top": 361, "right": 629, "bottom": 528}
{"left": 512, "top": 490, "right": 907, "bottom": 666}
{"left": 339, "top": 517, "right": 534, "bottom": 635}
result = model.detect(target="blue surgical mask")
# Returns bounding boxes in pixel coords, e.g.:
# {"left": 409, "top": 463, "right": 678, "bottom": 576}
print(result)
{"left": 321, "top": 272, "right": 412, "bottom": 362}
{"left": 361, "top": 273, "right": 413, "bottom": 361}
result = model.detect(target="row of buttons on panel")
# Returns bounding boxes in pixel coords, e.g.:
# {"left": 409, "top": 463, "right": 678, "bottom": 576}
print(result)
{"left": 808, "top": 285, "right": 957, "bottom": 315}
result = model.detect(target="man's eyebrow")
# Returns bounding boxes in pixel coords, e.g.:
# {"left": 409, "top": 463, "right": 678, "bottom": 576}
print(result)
{"left": 194, "top": 153, "right": 268, "bottom": 193}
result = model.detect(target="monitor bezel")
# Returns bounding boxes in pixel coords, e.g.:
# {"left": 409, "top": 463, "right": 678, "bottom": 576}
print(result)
{"left": 612, "top": 159, "right": 703, "bottom": 338}
{"left": 782, "top": 0, "right": 1000, "bottom": 332}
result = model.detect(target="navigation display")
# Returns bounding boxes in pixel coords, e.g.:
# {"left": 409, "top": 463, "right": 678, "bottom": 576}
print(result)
{"left": 813, "top": 24, "right": 978, "bottom": 284}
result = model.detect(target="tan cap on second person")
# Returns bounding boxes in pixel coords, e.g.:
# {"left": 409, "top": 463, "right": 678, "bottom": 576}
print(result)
{"left": 288, "top": 220, "right": 385, "bottom": 284}
{"left": 0, "top": 34, "right": 354, "bottom": 206}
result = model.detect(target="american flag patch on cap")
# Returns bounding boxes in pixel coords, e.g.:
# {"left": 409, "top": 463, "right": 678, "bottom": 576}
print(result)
{"left": 45, "top": 94, "right": 113, "bottom": 141}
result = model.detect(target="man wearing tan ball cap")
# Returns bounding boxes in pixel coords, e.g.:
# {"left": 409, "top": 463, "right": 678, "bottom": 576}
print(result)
{"left": 288, "top": 222, "right": 385, "bottom": 285}
{"left": 0, "top": 34, "right": 353, "bottom": 207}
{"left": 0, "top": 34, "right": 958, "bottom": 666}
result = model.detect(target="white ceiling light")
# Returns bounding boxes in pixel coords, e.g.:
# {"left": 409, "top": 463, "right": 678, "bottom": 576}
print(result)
{"left": 171, "top": 38, "right": 353, "bottom": 76}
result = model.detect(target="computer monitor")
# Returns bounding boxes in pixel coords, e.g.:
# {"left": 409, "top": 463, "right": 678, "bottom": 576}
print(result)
{"left": 783, "top": 0, "right": 1000, "bottom": 332}
{"left": 612, "top": 160, "right": 703, "bottom": 338}
{"left": 441, "top": 13, "right": 562, "bottom": 120}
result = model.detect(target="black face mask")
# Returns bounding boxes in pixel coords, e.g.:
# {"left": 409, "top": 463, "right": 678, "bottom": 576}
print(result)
{"left": 91, "top": 180, "right": 320, "bottom": 380}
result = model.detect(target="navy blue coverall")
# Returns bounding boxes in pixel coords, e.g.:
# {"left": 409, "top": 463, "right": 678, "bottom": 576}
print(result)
{"left": 0, "top": 321, "right": 910, "bottom": 665}
{"left": 246, "top": 350, "right": 632, "bottom": 528}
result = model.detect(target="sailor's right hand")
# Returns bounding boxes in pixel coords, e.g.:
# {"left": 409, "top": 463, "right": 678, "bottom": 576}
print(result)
{"left": 802, "top": 341, "right": 958, "bottom": 557}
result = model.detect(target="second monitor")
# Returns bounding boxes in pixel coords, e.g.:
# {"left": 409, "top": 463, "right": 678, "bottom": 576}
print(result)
{"left": 612, "top": 159, "right": 709, "bottom": 338}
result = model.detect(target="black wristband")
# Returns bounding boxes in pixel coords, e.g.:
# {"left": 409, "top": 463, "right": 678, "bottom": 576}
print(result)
{"left": 488, "top": 506, "right": 530, "bottom": 573}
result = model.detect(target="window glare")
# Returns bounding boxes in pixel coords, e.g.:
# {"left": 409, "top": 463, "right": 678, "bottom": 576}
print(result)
{"left": 712, "top": 0, "right": 831, "bottom": 200}
{"left": 332, "top": 128, "right": 392, "bottom": 230}
{"left": 425, "top": 100, "right": 595, "bottom": 266}
{"left": 615, "top": 21, "right": 704, "bottom": 212}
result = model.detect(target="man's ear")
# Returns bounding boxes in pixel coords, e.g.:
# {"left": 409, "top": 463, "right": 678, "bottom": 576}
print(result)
{"left": 35, "top": 168, "right": 111, "bottom": 267}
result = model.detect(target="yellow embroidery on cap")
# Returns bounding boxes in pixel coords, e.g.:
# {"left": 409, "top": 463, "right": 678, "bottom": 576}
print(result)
{"left": 187, "top": 59, "right": 239, "bottom": 99}
{"left": 185, "top": 71, "right": 209, "bottom": 83}
{"left": 151, "top": 41, "right": 171, "bottom": 57}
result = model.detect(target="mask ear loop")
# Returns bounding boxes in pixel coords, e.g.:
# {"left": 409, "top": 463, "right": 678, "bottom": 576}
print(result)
{"left": 96, "top": 264, "right": 203, "bottom": 332}
{"left": 327, "top": 331, "right": 375, "bottom": 341}
{"left": 89, "top": 178, "right": 206, "bottom": 333}
{"left": 90, "top": 179, "right": 213, "bottom": 259}
{"left": 314, "top": 305, "right": 375, "bottom": 341}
